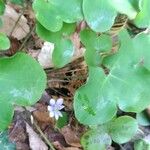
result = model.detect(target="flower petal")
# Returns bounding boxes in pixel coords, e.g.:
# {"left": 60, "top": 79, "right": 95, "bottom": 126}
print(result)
{"left": 50, "top": 98, "right": 55, "bottom": 106}
{"left": 56, "top": 98, "right": 63, "bottom": 105}
{"left": 58, "top": 105, "right": 65, "bottom": 110}
{"left": 55, "top": 112, "right": 59, "bottom": 120}
{"left": 49, "top": 111, "right": 54, "bottom": 117}
{"left": 47, "top": 106, "right": 53, "bottom": 111}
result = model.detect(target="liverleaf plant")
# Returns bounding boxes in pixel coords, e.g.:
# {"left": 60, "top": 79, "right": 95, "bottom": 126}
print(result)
{"left": 31, "top": 0, "right": 150, "bottom": 149}
{"left": 0, "top": 53, "right": 46, "bottom": 130}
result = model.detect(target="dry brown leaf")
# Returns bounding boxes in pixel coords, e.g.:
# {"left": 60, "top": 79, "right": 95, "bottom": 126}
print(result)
{"left": 33, "top": 110, "right": 54, "bottom": 125}
{"left": 38, "top": 42, "right": 54, "bottom": 68}
{"left": 0, "top": 5, "right": 30, "bottom": 40}
{"left": 60, "top": 126, "right": 81, "bottom": 148}
{"left": 26, "top": 123, "right": 48, "bottom": 150}
{"left": 53, "top": 141, "right": 65, "bottom": 150}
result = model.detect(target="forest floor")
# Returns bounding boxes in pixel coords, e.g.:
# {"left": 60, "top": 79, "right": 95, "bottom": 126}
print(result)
{"left": 0, "top": 2, "right": 150, "bottom": 150}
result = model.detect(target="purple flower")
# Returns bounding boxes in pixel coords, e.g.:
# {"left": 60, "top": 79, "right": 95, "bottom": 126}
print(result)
{"left": 47, "top": 98, "right": 65, "bottom": 120}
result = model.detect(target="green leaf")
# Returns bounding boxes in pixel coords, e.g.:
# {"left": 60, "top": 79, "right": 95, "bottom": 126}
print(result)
{"left": 74, "top": 67, "right": 117, "bottom": 125}
{"left": 56, "top": 112, "right": 68, "bottom": 129}
{"left": 110, "top": 0, "right": 138, "bottom": 19}
{"left": 136, "top": 111, "right": 150, "bottom": 126}
{"left": 0, "top": 33, "right": 10, "bottom": 51}
{"left": 52, "top": 39, "right": 74, "bottom": 68}
{"left": 33, "top": 0, "right": 82, "bottom": 32}
{"left": 0, "top": 100, "right": 14, "bottom": 131}
{"left": 83, "top": 0, "right": 117, "bottom": 32}
{"left": 132, "top": 32, "right": 150, "bottom": 70}
{"left": 0, "top": 52, "right": 46, "bottom": 106}
{"left": 50, "top": 0, "right": 83, "bottom": 23}
{"left": 80, "top": 29, "right": 112, "bottom": 66}
{"left": 0, "top": 131, "right": 16, "bottom": 149}
{"left": 134, "top": 0, "right": 150, "bottom": 28}
{"left": 134, "top": 139, "right": 150, "bottom": 150}
{"left": 0, "top": 0, "right": 5, "bottom": 15}
{"left": 81, "top": 129, "right": 112, "bottom": 150}
{"left": 103, "top": 30, "right": 150, "bottom": 113}
{"left": 36, "top": 21, "right": 76, "bottom": 43}
{"left": 109, "top": 116, "right": 138, "bottom": 144}
{"left": 33, "top": 0, "right": 63, "bottom": 32}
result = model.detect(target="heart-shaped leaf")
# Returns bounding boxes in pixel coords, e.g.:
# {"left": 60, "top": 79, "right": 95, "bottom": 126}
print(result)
{"left": 81, "top": 129, "right": 112, "bottom": 150}
{"left": 0, "top": 52, "right": 46, "bottom": 106}
{"left": 0, "top": 33, "right": 10, "bottom": 50}
{"left": 50, "top": 0, "right": 83, "bottom": 23}
{"left": 109, "top": 116, "right": 138, "bottom": 144}
{"left": 134, "top": 0, "right": 150, "bottom": 28}
{"left": 103, "top": 29, "right": 150, "bottom": 113}
{"left": 74, "top": 67, "right": 117, "bottom": 125}
{"left": 33, "top": 0, "right": 63, "bottom": 32}
{"left": 83, "top": 0, "right": 117, "bottom": 32}
{"left": 33, "top": 0, "right": 82, "bottom": 32}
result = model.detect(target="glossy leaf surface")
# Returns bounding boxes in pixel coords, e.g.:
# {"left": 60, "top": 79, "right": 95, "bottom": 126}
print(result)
{"left": 83, "top": 0, "right": 117, "bottom": 32}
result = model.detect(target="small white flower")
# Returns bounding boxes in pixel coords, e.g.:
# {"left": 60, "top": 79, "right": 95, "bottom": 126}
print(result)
{"left": 47, "top": 98, "right": 65, "bottom": 120}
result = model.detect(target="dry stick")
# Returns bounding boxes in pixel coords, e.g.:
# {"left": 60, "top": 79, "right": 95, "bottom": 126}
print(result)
{"left": 18, "top": 25, "right": 36, "bottom": 51}
{"left": 32, "top": 117, "right": 56, "bottom": 150}
{"left": 23, "top": 107, "right": 55, "bottom": 150}
{"left": 9, "top": 8, "right": 26, "bottom": 37}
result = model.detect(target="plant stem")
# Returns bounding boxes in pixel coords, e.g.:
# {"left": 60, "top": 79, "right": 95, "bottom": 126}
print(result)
{"left": 18, "top": 25, "right": 35, "bottom": 51}
{"left": 32, "top": 115, "right": 56, "bottom": 150}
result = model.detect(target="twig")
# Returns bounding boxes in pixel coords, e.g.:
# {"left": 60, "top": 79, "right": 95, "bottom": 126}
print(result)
{"left": 32, "top": 118, "right": 56, "bottom": 150}
{"left": 18, "top": 25, "right": 35, "bottom": 51}
{"left": 9, "top": 8, "right": 26, "bottom": 37}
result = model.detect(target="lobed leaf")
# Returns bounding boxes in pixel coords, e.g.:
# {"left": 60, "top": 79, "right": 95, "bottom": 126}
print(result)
{"left": 0, "top": 52, "right": 46, "bottom": 106}
{"left": 109, "top": 116, "right": 138, "bottom": 144}
{"left": 33, "top": 0, "right": 82, "bottom": 32}
{"left": 81, "top": 129, "right": 112, "bottom": 150}
{"left": 74, "top": 67, "right": 117, "bottom": 125}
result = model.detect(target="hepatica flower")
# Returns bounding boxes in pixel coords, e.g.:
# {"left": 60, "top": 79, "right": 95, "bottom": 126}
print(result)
{"left": 48, "top": 98, "right": 65, "bottom": 120}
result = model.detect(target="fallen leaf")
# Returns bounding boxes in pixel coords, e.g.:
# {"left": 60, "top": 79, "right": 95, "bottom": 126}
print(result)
{"left": 0, "top": 5, "right": 30, "bottom": 40}
{"left": 60, "top": 126, "right": 81, "bottom": 148}
{"left": 9, "top": 114, "right": 30, "bottom": 150}
{"left": 38, "top": 42, "right": 54, "bottom": 68}
{"left": 53, "top": 141, "right": 64, "bottom": 150}
{"left": 26, "top": 123, "right": 48, "bottom": 150}
{"left": 33, "top": 110, "right": 54, "bottom": 124}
